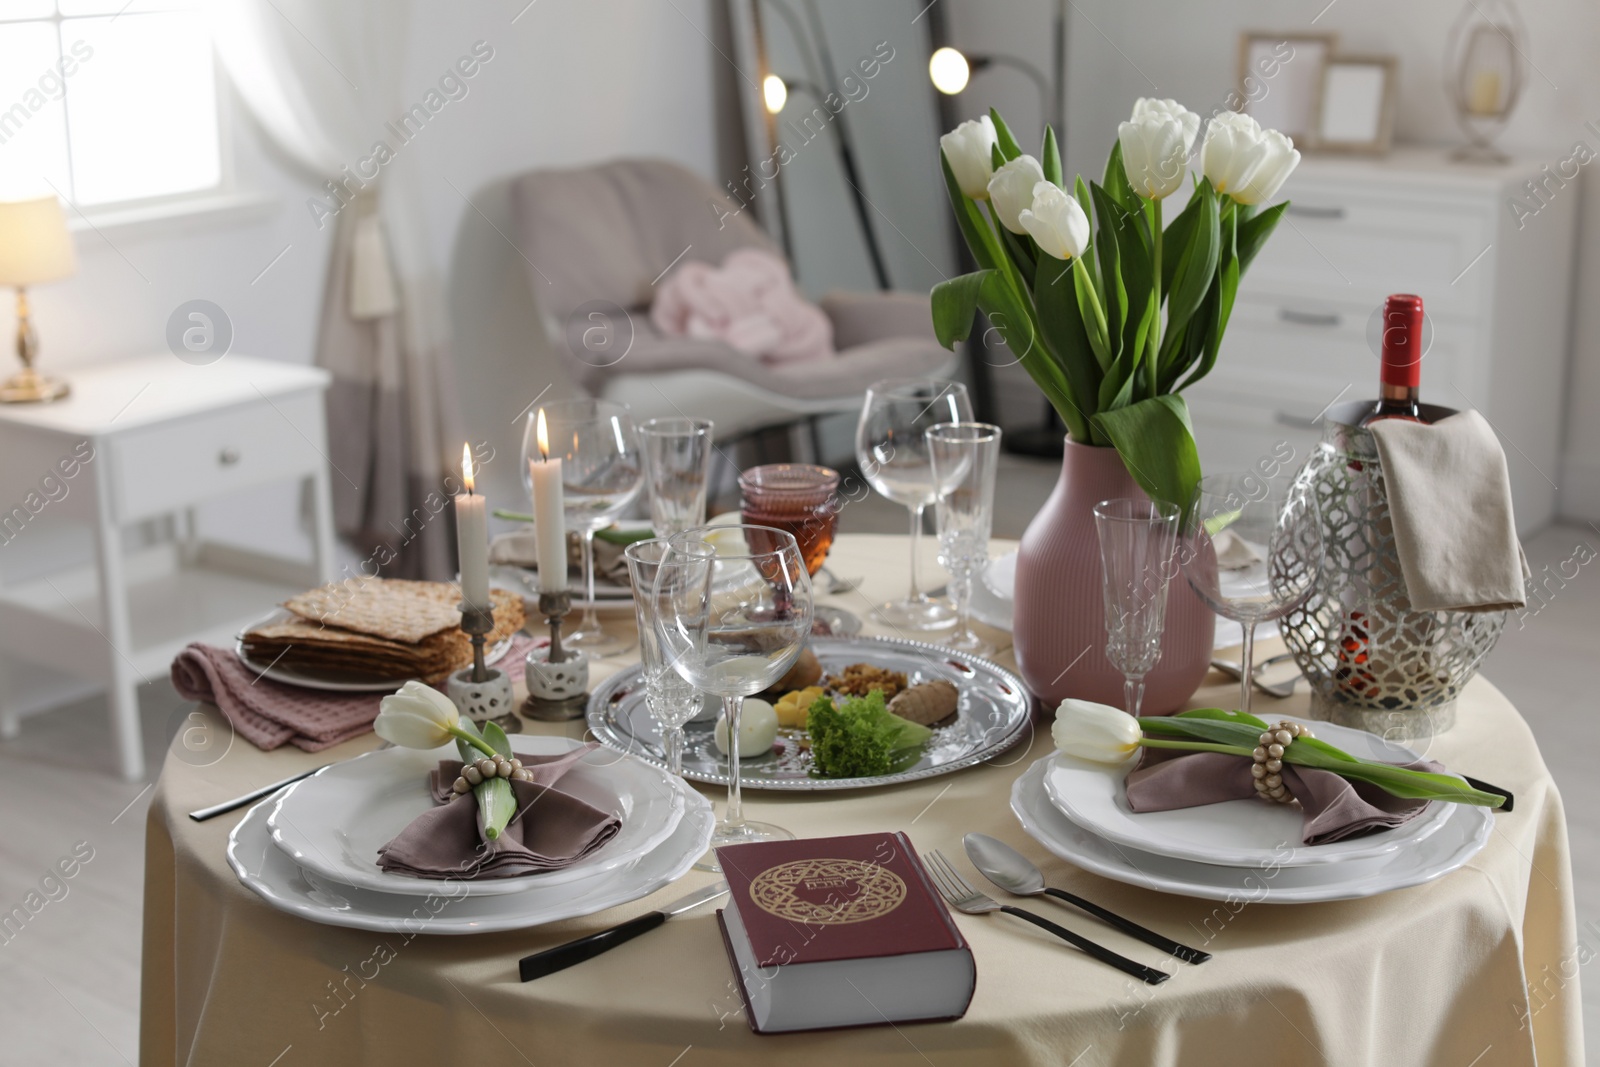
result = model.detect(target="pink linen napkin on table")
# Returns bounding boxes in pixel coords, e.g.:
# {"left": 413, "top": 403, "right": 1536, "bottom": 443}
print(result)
{"left": 650, "top": 247, "right": 833, "bottom": 364}
{"left": 1124, "top": 747, "right": 1442, "bottom": 845}
{"left": 169, "top": 635, "right": 542, "bottom": 753}
{"left": 376, "top": 744, "right": 621, "bottom": 880}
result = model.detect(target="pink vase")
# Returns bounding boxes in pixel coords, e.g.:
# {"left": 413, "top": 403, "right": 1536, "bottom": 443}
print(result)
{"left": 1012, "top": 439, "right": 1214, "bottom": 714}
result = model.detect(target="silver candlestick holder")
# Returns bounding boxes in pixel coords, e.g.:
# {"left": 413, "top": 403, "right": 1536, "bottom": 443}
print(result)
{"left": 524, "top": 589, "right": 589, "bottom": 721}
{"left": 447, "top": 601, "right": 518, "bottom": 730}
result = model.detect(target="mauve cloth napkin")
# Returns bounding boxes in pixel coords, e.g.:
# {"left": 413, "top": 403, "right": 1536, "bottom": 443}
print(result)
{"left": 1367, "top": 410, "right": 1529, "bottom": 612}
{"left": 1125, "top": 748, "right": 1442, "bottom": 845}
{"left": 490, "top": 529, "right": 629, "bottom": 584}
{"left": 376, "top": 744, "right": 621, "bottom": 880}
{"left": 170, "top": 635, "right": 542, "bottom": 753}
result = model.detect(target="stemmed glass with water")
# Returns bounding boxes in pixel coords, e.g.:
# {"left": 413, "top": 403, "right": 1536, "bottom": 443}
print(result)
{"left": 1180, "top": 473, "right": 1322, "bottom": 715}
{"left": 855, "top": 378, "right": 972, "bottom": 630}
{"left": 654, "top": 524, "right": 812, "bottom": 868}
{"left": 521, "top": 398, "right": 642, "bottom": 656}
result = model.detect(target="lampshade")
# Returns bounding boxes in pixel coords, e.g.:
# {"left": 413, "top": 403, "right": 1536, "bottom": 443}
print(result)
{"left": 0, "top": 196, "right": 77, "bottom": 287}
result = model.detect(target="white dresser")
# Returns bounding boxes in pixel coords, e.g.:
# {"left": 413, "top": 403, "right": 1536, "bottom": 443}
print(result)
{"left": 1184, "top": 147, "right": 1578, "bottom": 532}
{"left": 0, "top": 355, "right": 336, "bottom": 779}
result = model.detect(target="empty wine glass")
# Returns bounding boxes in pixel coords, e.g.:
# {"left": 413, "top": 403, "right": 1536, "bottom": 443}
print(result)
{"left": 639, "top": 417, "right": 713, "bottom": 538}
{"left": 655, "top": 525, "right": 812, "bottom": 866}
{"left": 1180, "top": 473, "right": 1322, "bottom": 715}
{"left": 521, "top": 398, "right": 642, "bottom": 656}
{"left": 623, "top": 538, "right": 709, "bottom": 776}
{"left": 855, "top": 378, "right": 972, "bottom": 630}
{"left": 926, "top": 422, "right": 1001, "bottom": 655}
{"left": 1094, "top": 499, "right": 1179, "bottom": 719}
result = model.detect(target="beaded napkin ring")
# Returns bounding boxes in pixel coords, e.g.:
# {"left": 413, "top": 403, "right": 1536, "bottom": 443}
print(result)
{"left": 452, "top": 755, "right": 536, "bottom": 795}
{"left": 1251, "top": 721, "right": 1313, "bottom": 804}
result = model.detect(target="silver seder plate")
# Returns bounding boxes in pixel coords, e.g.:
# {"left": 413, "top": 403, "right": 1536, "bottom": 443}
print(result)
{"left": 586, "top": 635, "right": 1034, "bottom": 791}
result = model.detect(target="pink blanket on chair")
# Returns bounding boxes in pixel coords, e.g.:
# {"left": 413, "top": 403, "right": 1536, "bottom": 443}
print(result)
{"left": 650, "top": 247, "right": 833, "bottom": 364}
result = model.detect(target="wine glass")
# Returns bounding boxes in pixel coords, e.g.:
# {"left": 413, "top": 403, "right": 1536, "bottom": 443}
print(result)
{"left": 1094, "top": 498, "right": 1179, "bottom": 719}
{"left": 1180, "top": 473, "right": 1322, "bottom": 715}
{"left": 926, "top": 422, "right": 1001, "bottom": 655}
{"left": 622, "top": 538, "right": 708, "bottom": 776}
{"left": 639, "top": 417, "right": 713, "bottom": 538}
{"left": 738, "top": 464, "right": 858, "bottom": 635}
{"left": 655, "top": 525, "right": 812, "bottom": 867}
{"left": 521, "top": 398, "right": 642, "bottom": 656}
{"left": 855, "top": 378, "right": 972, "bottom": 630}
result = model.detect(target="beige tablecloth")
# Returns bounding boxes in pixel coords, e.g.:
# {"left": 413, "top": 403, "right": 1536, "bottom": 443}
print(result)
{"left": 141, "top": 535, "right": 1584, "bottom": 1066}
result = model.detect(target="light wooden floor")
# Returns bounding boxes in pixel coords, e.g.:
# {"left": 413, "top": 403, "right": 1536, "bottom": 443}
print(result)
{"left": 0, "top": 457, "right": 1592, "bottom": 1064}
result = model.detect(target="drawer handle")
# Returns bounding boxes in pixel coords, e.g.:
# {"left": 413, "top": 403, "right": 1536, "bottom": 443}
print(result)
{"left": 1279, "top": 308, "right": 1341, "bottom": 328}
{"left": 218, "top": 447, "right": 241, "bottom": 466}
{"left": 1285, "top": 203, "right": 1345, "bottom": 220}
{"left": 1274, "top": 411, "right": 1322, "bottom": 431}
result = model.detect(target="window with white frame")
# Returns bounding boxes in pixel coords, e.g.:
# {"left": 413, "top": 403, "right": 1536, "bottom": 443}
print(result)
{"left": 0, "top": 0, "right": 221, "bottom": 207}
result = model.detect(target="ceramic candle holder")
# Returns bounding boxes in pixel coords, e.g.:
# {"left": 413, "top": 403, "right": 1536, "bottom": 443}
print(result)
{"left": 523, "top": 646, "right": 589, "bottom": 721}
{"left": 446, "top": 666, "right": 515, "bottom": 723}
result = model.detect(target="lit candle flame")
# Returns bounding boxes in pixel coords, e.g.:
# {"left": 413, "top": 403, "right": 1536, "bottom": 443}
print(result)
{"left": 536, "top": 408, "right": 550, "bottom": 460}
{"left": 461, "top": 442, "right": 475, "bottom": 493}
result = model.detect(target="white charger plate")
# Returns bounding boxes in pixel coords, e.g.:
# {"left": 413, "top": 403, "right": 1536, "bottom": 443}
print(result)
{"left": 1043, "top": 718, "right": 1453, "bottom": 868}
{"left": 230, "top": 783, "right": 713, "bottom": 934}
{"left": 267, "top": 737, "right": 686, "bottom": 897}
{"left": 236, "top": 608, "right": 514, "bottom": 693}
{"left": 1012, "top": 755, "right": 1492, "bottom": 903}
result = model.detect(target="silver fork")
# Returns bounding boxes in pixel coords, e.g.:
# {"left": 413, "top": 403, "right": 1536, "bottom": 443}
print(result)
{"left": 925, "top": 850, "right": 1169, "bottom": 985}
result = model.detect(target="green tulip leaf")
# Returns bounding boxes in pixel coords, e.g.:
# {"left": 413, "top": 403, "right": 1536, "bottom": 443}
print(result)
{"left": 1042, "top": 125, "right": 1062, "bottom": 187}
{"left": 1032, "top": 256, "right": 1100, "bottom": 433}
{"left": 930, "top": 270, "right": 990, "bottom": 349}
{"left": 940, "top": 151, "right": 1000, "bottom": 272}
{"left": 1162, "top": 178, "right": 1220, "bottom": 352}
{"left": 1236, "top": 200, "right": 1289, "bottom": 274}
{"left": 989, "top": 108, "right": 1023, "bottom": 161}
{"left": 1090, "top": 394, "right": 1203, "bottom": 510}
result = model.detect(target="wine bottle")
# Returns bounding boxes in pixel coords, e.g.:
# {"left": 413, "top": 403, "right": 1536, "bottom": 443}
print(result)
{"left": 1360, "top": 293, "right": 1427, "bottom": 426}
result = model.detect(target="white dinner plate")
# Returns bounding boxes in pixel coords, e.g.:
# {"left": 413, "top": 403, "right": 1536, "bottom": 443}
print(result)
{"left": 236, "top": 608, "right": 513, "bottom": 693}
{"left": 969, "top": 551, "right": 1015, "bottom": 632}
{"left": 1012, "top": 755, "right": 1492, "bottom": 904}
{"left": 1043, "top": 717, "right": 1452, "bottom": 868}
{"left": 267, "top": 736, "right": 686, "bottom": 897}
{"left": 230, "top": 783, "right": 713, "bottom": 934}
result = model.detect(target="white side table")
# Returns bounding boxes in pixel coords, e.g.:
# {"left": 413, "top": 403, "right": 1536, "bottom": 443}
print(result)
{"left": 0, "top": 355, "right": 336, "bottom": 779}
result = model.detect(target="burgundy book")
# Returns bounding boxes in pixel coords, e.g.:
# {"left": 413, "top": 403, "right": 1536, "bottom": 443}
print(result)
{"left": 714, "top": 832, "right": 975, "bottom": 1034}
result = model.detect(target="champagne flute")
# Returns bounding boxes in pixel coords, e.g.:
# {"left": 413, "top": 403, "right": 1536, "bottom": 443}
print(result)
{"left": 855, "top": 378, "right": 972, "bottom": 630}
{"left": 655, "top": 525, "right": 812, "bottom": 866}
{"left": 521, "top": 398, "right": 642, "bottom": 656}
{"left": 623, "top": 538, "right": 709, "bottom": 776}
{"left": 1094, "top": 498, "right": 1179, "bottom": 719}
{"left": 926, "top": 422, "right": 1002, "bottom": 655}
{"left": 1180, "top": 474, "right": 1322, "bottom": 715}
{"left": 639, "top": 417, "right": 713, "bottom": 538}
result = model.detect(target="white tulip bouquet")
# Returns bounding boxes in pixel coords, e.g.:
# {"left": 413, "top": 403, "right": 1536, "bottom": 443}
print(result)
{"left": 933, "top": 100, "right": 1301, "bottom": 510}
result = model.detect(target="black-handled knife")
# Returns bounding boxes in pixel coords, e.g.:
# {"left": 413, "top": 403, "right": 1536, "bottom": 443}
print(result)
{"left": 518, "top": 881, "right": 728, "bottom": 981}
{"left": 1463, "top": 776, "right": 1514, "bottom": 812}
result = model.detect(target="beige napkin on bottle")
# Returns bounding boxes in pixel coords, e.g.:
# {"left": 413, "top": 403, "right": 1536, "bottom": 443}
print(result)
{"left": 1366, "top": 410, "right": 1529, "bottom": 612}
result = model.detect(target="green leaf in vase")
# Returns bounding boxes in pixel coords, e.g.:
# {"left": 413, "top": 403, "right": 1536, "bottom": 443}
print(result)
{"left": 1090, "top": 394, "right": 1203, "bottom": 511}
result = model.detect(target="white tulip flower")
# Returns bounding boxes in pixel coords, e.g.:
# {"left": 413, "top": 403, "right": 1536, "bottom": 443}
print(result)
{"left": 1052, "top": 698, "right": 1142, "bottom": 763}
{"left": 1201, "top": 111, "right": 1301, "bottom": 205}
{"left": 1117, "top": 97, "right": 1200, "bottom": 200}
{"left": 940, "top": 116, "right": 999, "bottom": 200}
{"left": 375, "top": 680, "right": 461, "bottom": 749}
{"left": 1018, "top": 181, "right": 1090, "bottom": 261}
{"left": 986, "top": 154, "right": 1047, "bottom": 234}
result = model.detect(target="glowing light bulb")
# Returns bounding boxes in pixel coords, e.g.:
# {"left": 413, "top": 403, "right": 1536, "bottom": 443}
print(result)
{"left": 762, "top": 74, "right": 788, "bottom": 114}
{"left": 929, "top": 47, "right": 971, "bottom": 95}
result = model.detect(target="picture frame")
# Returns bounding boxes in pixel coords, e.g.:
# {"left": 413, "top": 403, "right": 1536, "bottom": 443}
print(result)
{"left": 1312, "top": 55, "right": 1399, "bottom": 155}
{"left": 1235, "top": 31, "right": 1337, "bottom": 144}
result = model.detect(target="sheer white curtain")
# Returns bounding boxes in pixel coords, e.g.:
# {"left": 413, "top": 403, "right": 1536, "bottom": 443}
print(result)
{"left": 212, "top": 0, "right": 458, "bottom": 578}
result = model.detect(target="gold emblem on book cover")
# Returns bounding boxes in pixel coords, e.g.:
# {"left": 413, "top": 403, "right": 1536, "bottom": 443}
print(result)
{"left": 748, "top": 858, "right": 907, "bottom": 925}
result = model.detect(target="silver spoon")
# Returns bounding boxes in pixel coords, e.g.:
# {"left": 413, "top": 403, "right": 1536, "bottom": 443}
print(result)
{"left": 818, "top": 565, "right": 860, "bottom": 595}
{"left": 1210, "top": 651, "right": 1301, "bottom": 699}
{"left": 963, "top": 833, "right": 1211, "bottom": 964}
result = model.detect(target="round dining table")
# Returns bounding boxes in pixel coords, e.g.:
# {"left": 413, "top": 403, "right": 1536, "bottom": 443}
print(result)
{"left": 140, "top": 534, "right": 1584, "bottom": 1066}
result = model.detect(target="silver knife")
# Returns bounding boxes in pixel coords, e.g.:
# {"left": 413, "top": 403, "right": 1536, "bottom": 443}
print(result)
{"left": 519, "top": 881, "right": 729, "bottom": 981}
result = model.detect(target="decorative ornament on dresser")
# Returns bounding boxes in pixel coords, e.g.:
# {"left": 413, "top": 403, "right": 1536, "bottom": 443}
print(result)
{"left": 932, "top": 101, "right": 1301, "bottom": 710}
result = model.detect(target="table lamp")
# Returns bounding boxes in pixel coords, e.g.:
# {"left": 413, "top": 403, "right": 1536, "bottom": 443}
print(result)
{"left": 0, "top": 196, "right": 77, "bottom": 403}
